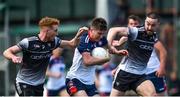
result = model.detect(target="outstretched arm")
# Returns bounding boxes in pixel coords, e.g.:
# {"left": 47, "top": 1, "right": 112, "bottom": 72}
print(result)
{"left": 154, "top": 41, "right": 167, "bottom": 77}
{"left": 107, "top": 27, "right": 128, "bottom": 47}
{"left": 3, "top": 45, "right": 22, "bottom": 64}
{"left": 107, "top": 27, "right": 129, "bottom": 55}
{"left": 60, "top": 27, "right": 89, "bottom": 48}
{"left": 112, "top": 36, "right": 128, "bottom": 47}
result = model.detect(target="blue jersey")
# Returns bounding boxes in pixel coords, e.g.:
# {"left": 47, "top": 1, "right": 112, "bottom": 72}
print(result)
{"left": 96, "top": 63, "right": 116, "bottom": 92}
{"left": 66, "top": 32, "right": 107, "bottom": 85}
{"left": 117, "top": 26, "right": 158, "bottom": 75}
{"left": 46, "top": 57, "right": 66, "bottom": 90}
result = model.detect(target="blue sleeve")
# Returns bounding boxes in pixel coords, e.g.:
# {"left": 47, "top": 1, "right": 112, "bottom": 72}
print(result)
{"left": 17, "top": 38, "right": 28, "bottom": 50}
{"left": 77, "top": 36, "right": 90, "bottom": 54}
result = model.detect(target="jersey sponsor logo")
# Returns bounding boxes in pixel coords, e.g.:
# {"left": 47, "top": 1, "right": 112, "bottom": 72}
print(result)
{"left": 30, "top": 54, "right": 51, "bottom": 59}
{"left": 139, "top": 44, "right": 153, "bottom": 50}
{"left": 34, "top": 44, "right": 40, "bottom": 48}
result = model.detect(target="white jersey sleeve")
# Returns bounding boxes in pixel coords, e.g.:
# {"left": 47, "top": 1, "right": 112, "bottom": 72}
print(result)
{"left": 17, "top": 38, "right": 29, "bottom": 50}
{"left": 128, "top": 27, "right": 138, "bottom": 41}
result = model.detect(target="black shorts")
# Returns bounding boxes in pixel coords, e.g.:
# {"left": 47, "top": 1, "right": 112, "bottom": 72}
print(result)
{"left": 15, "top": 82, "right": 44, "bottom": 96}
{"left": 113, "top": 70, "right": 147, "bottom": 92}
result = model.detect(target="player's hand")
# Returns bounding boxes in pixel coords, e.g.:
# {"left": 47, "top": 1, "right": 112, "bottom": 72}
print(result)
{"left": 47, "top": 71, "right": 61, "bottom": 78}
{"left": 111, "top": 68, "right": 117, "bottom": 77}
{"left": 116, "top": 49, "right": 128, "bottom": 56}
{"left": 75, "top": 26, "right": 89, "bottom": 39}
{"left": 108, "top": 46, "right": 119, "bottom": 54}
{"left": 156, "top": 67, "right": 166, "bottom": 77}
{"left": 112, "top": 40, "right": 120, "bottom": 46}
{"left": 72, "top": 27, "right": 89, "bottom": 47}
{"left": 12, "top": 56, "right": 22, "bottom": 64}
{"left": 103, "top": 55, "right": 111, "bottom": 62}
{"left": 53, "top": 73, "right": 61, "bottom": 78}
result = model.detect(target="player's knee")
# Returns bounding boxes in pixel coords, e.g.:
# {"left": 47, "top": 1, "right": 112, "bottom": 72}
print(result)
{"left": 137, "top": 81, "right": 157, "bottom": 96}
{"left": 143, "top": 85, "right": 157, "bottom": 96}
{"left": 137, "top": 88, "right": 156, "bottom": 96}
{"left": 144, "top": 90, "right": 156, "bottom": 96}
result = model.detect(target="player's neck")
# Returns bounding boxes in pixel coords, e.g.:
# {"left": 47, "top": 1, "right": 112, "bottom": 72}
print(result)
{"left": 38, "top": 32, "right": 48, "bottom": 42}
{"left": 88, "top": 31, "right": 95, "bottom": 42}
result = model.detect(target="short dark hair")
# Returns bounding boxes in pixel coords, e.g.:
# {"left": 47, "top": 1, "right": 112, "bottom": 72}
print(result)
{"left": 128, "top": 15, "right": 141, "bottom": 23}
{"left": 90, "top": 17, "right": 107, "bottom": 31}
{"left": 146, "top": 12, "right": 160, "bottom": 21}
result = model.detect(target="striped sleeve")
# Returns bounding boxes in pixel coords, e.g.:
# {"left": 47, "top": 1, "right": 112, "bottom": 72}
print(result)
{"left": 77, "top": 35, "right": 90, "bottom": 54}
{"left": 54, "top": 37, "right": 62, "bottom": 48}
{"left": 17, "top": 38, "right": 29, "bottom": 50}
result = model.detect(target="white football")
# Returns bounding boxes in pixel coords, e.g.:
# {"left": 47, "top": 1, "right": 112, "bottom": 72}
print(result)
{"left": 91, "top": 47, "right": 108, "bottom": 58}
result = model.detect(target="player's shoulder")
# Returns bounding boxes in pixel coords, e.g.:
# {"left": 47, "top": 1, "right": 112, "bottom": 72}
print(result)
{"left": 26, "top": 36, "right": 39, "bottom": 42}
{"left": 80, "top": 32, "right": 89, "bottom": 43}
{"left": 136, "top": 25, "right": 145, "bottom": 32}
{"left": 19, "top": 36, "right": 38, "bottom": 44}
{"left": 81, "top": 32, "right": 88, "bottom": 38}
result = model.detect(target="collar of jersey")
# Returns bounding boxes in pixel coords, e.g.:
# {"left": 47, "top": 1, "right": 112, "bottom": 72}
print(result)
{"left": 88, "top": 31, "right": 96, "bottom": 42}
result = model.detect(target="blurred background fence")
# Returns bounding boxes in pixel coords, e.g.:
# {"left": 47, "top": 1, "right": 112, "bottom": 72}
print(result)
{"left": 0, "top": 0, "right": 179, "bottom": 95}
